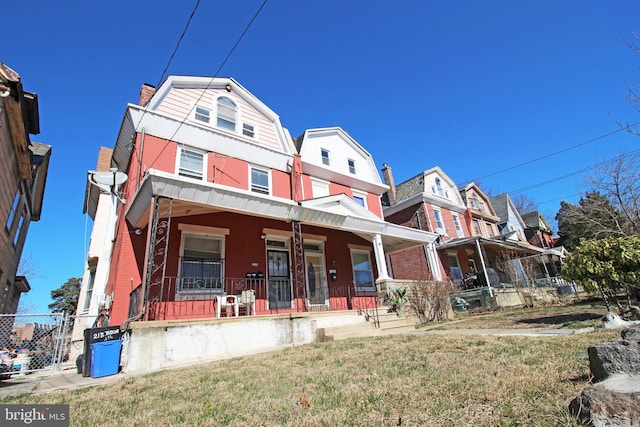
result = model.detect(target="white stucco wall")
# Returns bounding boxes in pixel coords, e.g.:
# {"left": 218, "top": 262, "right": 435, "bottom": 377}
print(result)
{"left": 122, "top": 314, "right": 323, "bottom": 374}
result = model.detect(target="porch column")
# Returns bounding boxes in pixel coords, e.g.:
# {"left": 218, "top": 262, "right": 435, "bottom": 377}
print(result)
{"left": 372, "top": 234, "right": 391, "bottom": 282}
{"left": 424, "top": 242, "right": 442, "bottom": 281}
{"left": 476, "top": 239, "right": 493, "bottom": 298}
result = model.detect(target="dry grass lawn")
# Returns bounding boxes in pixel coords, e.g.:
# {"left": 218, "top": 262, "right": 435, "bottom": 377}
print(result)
{"left": 0, "top": 300, "right": 621, "bottom": 426}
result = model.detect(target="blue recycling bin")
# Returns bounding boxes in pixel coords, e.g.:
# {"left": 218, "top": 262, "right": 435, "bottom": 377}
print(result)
{"left": 90, "top": 339, "right": 122, "bottom": 378}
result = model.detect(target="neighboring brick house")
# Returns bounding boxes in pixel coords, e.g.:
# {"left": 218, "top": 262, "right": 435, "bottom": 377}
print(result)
{"left": 381, "top": 165, "right": 469, "bottom": 282}
{"left": 77, "top": 76, "right": 436, "bottom": 326}
{"left": 0, "top": 61, "right": 51, "bottom": 316}
{"left": 521, "top": 211, "right": 554, "bottom": 249}
{"left": 459, "top": 183, "right": 500, "bottom": 238}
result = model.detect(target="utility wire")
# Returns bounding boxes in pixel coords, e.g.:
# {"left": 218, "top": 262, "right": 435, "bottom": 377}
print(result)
{"left": 459, "top": 122, "right": 640, "bottom": 186}
{"left": 144, "top": 0, "right": 269, "bottom": 171}
{"left": 507, "top": 147, "right": 640, "bottom": 195}
{"left": 134, "top": 0, "right": 202, "bottom": 131}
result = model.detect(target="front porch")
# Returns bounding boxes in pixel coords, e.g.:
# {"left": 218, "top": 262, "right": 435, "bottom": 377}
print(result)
{"left": 143, "top": 277, "right": 380, "bottom": 321}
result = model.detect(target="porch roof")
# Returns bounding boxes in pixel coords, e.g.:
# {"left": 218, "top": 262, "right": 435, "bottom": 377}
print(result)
{"left": 436, "top": 235, "right": 545, "bottom": 255}
{"left": 126, "top": 170, "right": 438, "bottom": 253}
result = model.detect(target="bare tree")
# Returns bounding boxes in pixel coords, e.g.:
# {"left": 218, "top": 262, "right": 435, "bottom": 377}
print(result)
{"left": 623, "top": 31, "right": 640, "bottom": 136}
{"left": 588, "top": 152, "right": 640, "bottom": 236}
{"left": 511, "top": 193, "right": 538, "bottom": 216}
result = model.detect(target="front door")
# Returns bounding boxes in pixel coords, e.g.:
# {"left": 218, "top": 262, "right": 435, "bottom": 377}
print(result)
{"left": 305, "top": 252, "right": 328, "bottom": 306}
{"left": 267, "top": 250, "right": 292, "bottom": 309}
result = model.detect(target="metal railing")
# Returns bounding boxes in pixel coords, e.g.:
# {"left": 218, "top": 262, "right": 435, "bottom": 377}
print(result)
{"left": 144, "top": 277, "right": 380, "bottom": 323}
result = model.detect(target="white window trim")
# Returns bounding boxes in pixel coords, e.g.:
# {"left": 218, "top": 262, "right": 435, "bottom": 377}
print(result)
{"left": 242, "top": 122, "right": 256, "bottom": 138}
{"left": 321, "top": 148, "right": 330, "bottom": 166}
{"left": 351, "top": 189, "right": 368, "bottom": 208}
{"left": 249, "top": 165, "right": 271, "bottom": 195}
{"left": 452, "top": 213, "right": 464, "bottom": 237}
{"left": 177, "top": 230, "right": 226, "bottom": 294}
{"left": 350, "top": 249, "right": 376, "bottom": 291}
{"left": 348, "top": 158, "right": 356, "bottom": 174}
{"left": 216, "top": 96, "right": 237, "bottom": 132}
{"left": 193, "top": 104, "right": 211, "bottom": 124}
{"left": 433, "top": 208, "right": 445, "bottom": 232}
{"left": 176, "top": 146, "right": 207, "bottom": 181}
{"left": 311, "top": 178, "right": 330, "bottom": 198}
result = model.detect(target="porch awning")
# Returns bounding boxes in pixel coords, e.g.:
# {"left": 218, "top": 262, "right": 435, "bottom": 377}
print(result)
{"left": 436, "top": 235, "right": 545, "bottom": 255}
{"left": 125, "top": 170, "right": 438, "bottom": 253}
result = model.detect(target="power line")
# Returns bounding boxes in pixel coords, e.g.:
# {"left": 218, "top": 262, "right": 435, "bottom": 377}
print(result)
{"left": 507, "top": 147, "right": 640, "bottom": 195}
{"left": 460, "top": 122, "right": 640, "bottom": 186}
{"left": 144, "top": 0, "right": 269, "bottom": 171}
{"left": 134, "top": 0, "right": 202, "bottom": 131}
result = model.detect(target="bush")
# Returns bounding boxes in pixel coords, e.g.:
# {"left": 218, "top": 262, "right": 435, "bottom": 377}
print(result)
{"left": 404, "top": 280, "right": 452, "bottom": 323}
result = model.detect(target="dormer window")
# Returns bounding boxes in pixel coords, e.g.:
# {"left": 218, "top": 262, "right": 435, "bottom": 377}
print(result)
{"left": 470, "top": 194, "right": 479, "bottom": 209}
{"left": 194, "top": 106, "right": 210, "bottom": 123}
{"left": 217, "top": 97, "right": 236, "bottom": 131}
{"left": 432, "top": 177, "right": 449, "bottom": 198}
{"left": 348, "top": 159, "right": 356, "bottom": 174}
{"left": 321, "top": 149, "right": 330, "bottom": 166}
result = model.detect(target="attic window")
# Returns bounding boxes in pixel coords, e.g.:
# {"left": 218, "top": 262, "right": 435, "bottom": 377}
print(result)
{"left": 348, "top": 159, "right": 356, "bottom": 174}
{"left": 217, "top": 97, "right": 236, "bottom": 131}
{"left": 432, "top": 177, "right": 449, "bottom": 199}
{"left": 194, "top": 106, "right": 210, "bottom": 123}
{"left": 321, "top": 149, "right": 330, "bottom": 166}
{"left": 242, "top": 123, "right": 255, "bottom": 138}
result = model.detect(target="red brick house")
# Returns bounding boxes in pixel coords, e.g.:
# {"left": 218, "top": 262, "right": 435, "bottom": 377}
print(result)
{"left": 80, "top": 76, "right": 437, "bottom": 326}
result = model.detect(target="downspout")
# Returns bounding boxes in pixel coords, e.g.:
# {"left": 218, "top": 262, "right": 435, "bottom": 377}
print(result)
{"left": 136, "top": 128, "right": 145, "bottom": 190}
{"left": 475, "top": 238, "right": 493, "bottom": 298}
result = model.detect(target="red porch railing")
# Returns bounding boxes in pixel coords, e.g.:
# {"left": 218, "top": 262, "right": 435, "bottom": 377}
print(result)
{"left": 144, "top": 277, "right": 380, "bottom": 322}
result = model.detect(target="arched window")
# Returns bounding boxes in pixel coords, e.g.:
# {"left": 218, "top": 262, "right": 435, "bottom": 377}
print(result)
{"left": 216, "top": 97, "right": 236, "bottom": 131}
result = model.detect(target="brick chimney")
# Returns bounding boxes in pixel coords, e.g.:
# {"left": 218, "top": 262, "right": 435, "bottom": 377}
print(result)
{"left": 381, "top": 163, "right": 397, "bottom": 205}
{"left": 138, "top": 83, "right": 156, "bottom": 107}
{"left": 96, "top": 147, "right": 114, "bottom": 172}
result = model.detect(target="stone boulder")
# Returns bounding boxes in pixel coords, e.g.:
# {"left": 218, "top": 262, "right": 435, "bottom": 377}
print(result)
{"left": 569, "top": 325, "right": 640, "bottom": 426}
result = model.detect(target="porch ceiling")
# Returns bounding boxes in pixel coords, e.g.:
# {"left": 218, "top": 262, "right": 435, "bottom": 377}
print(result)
{"left": 126, "top": 170, "right": 437, "bottom": 253}
{"left": 436, "top": 236, "right": 545, "bottom": 255}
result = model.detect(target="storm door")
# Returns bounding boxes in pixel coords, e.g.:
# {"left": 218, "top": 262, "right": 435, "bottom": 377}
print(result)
{"left": 305, "top": 251, "right": 328, "bottom": 306}
{"left": 267, "top": 249, "right": 292, "bottom": 309}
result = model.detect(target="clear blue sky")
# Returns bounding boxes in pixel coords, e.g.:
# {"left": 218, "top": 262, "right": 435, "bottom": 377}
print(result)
{"left": 5, "top": 0, "right": 639, "bottom": 313}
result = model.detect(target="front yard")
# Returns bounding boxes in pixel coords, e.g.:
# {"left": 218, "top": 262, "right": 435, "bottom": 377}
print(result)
{"left": 1, "top": 300, "right": 621, "bottom": 426}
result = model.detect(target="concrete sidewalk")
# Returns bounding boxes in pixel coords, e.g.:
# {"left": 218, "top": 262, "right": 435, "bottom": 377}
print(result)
{"left": 0, "top": 365, "right": 126, "bottom": 399}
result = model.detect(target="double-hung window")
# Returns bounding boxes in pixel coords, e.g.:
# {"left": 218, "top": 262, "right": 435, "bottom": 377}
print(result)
{"left": 250, "top": 166, "right": 270, "bottom": 195}
{"left": 194, "top": 105, "right": 210, "bottom": 123}
{"left": 178, "top": 148, "right": 205, "bottom": 180}
{"left": 348, "top": 159, "right": 356, "bottom": 174}
{"left": 452, "top": 214, "right": 464, "bottom": 237}
{"left": 242, "top": 123, "right": 255, "bottom": 138}
{"left": 321, "top": 149, "right": 330, "bottom": 166}
{"left": 217, "top": 97, "right": 236, "bottom": 131}
{"left": 179, "top": 234, "right": 224, "bottom": 291}
{"left": 433, "top": 209, "right": 445, "bottom": 231}
{"left": 351, "top": 250, "right": 375, "bottom": 291}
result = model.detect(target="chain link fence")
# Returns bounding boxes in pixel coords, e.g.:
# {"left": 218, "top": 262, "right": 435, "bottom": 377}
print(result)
{"left": 0, "top": 313, "right": 71, "bottom": 378}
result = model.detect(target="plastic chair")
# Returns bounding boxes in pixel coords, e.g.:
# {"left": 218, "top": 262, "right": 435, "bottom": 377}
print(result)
{"left": 238, "top": 290, "right": 256, "bottom": 315}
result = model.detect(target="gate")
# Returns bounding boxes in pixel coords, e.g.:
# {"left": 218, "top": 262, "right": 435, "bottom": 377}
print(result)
{"left": 0, "top": 313, "right": 71, "bottom": 377}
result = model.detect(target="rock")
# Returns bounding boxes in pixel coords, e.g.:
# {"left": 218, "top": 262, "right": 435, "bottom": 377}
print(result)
{"left": 568, "top": 375, "right": 640, "bottom": 427}
{"left": 621, "top": 326, "right": 640, "bottom": 343}
{"left": 588, "top": 339, "right": 640, "bottom": 382}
